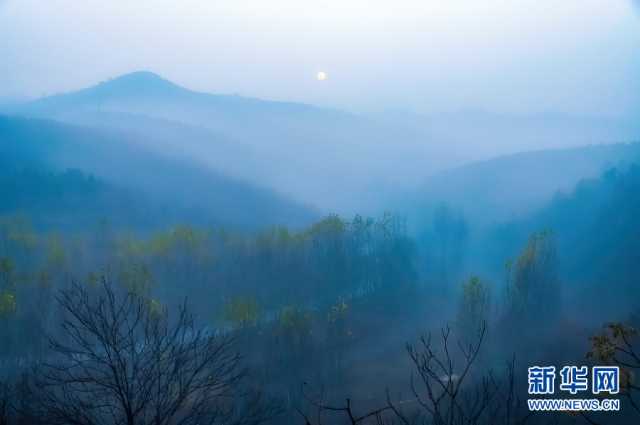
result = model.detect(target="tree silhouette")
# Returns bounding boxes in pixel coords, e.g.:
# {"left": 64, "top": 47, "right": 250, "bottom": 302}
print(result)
{"left": 24, "top": 279, "right": 273, "bottom": 425}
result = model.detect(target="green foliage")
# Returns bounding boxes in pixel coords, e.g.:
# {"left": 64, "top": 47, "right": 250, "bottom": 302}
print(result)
{"left": 223, "top": 296, "right": 261, "bottom": 328}
{"left": 275, "top": 306, "right": 313, "bottom": 350}
{"left": 279, "top": 306, "right": 312, "bottom": 330}
{"left": 45, "top": 234, "right": 67, "bottom": 269}
{"left": 0, "top": 215, "right": 38, "bottom": 252}
{"left": 306, "top": 214, "right": 346, "bottom": 238}
{"left": 147, "top": 298, "right": 165, "bottom": 318}
{"left": 0, "top": 258, "right": 15, "bottom": 289}
{"left": 327, "top": 298, "right": 349, "bottom": 324}
{"left": 458, "top": 276, "right": 491, "bottom": 336}
{"left": 147, "top": 225, "right": 210, "bottom": 258}
{"left": 0, "top": 291, "right": 16, "bottom": 318}
{"left": 505, "top": 230, "right": 559, "bottom": 320}
{"left": 0, "top": 213, "right": 418, "bottom": 366}
{"left": 587, "top": 322, "right": 637, "bottom": 392}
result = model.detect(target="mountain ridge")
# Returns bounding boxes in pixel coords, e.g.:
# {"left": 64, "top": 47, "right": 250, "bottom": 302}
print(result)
{"left": 0, "top": 114, "right": 318, "bottom": 229}
{"left": 20, "top": 70, "right": 350, "bottom": 119}
{"left": 407, "top": 141, "right": 640, "bottom": 227}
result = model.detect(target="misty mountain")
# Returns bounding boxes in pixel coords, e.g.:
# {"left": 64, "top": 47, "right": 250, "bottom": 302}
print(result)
{"left": 376, "top": 109, "right": 640, "bottom": 164}
{"left": 0, "top": 115, "right": 317, "bottom": 230}
{"left": 5, "top": 72, "right": 455, "bottom": 213}
{"left": 8, "top": 71, "right": 639, "bottom": 215}
{"left": 410, "top": 142, "right": 640, "bottom": 226}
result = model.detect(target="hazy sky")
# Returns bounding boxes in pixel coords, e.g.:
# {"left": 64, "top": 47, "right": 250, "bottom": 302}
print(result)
{"left": 1, "top": 0, "right": 639, "bottom": 117}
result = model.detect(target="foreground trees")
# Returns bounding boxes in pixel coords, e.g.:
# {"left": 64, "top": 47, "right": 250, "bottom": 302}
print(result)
{"left": 17, "top": 280, "right": 276, "bottom": 425}
{"left": 299, "top": 321, "right": 540, "bottom": 425}
{"left": 588, "top": 322, "right": 640, "bottom": 419}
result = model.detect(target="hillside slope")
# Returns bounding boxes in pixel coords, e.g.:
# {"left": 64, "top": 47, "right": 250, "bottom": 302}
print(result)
{"left": 0, "top": 115, "right": 317, "bottom": 230}
{"left": 412, "top": 143, "right": 640, "bottom": 225}
{"left": 483, "top": 164, "right": 640, "bottom": 321}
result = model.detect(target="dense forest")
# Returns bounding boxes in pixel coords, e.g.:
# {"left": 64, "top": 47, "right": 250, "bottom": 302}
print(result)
{"left": 0, "top": 131, "right": 639, "bottom": 424}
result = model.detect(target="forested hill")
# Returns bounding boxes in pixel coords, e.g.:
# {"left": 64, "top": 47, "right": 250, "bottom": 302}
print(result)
{"left": 0, "top": 115, "right": 317, "bottom": 230}
{"left": 413, "top": 142, "right": 640, "bottom": 225}
{"left": 485, "top": 163, "right": 640, "bottom": 321}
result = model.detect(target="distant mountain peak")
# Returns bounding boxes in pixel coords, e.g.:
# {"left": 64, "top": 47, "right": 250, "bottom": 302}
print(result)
{"left": 85, "top": 71, "right": 188, "bottom": 99}
{"left": 107, "top": 70, "right": 168, "bottom": 83}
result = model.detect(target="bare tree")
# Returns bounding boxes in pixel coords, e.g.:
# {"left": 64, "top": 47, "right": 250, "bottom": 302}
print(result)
{"left": 298, "top": 322, "right": 537, "bottom": 425}
{"left": 403, "top": 322, "right": 491, "bottom": 425}
{"left": 298, "top": 383, "right": 396, "bottom": 425}
{"left": 23, "top": 279, "right": 273, "bottom": 425}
